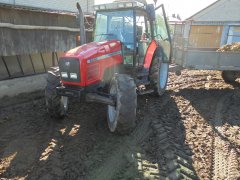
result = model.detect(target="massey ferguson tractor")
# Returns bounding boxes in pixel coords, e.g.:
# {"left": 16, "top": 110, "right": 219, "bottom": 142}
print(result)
{"left": 45, "top": 0, "right": 172, "bottom": 135}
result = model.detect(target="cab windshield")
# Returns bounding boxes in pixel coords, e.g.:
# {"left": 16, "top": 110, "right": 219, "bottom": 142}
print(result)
{"left": 94, "top": 10, "right": 134, "bottom": 51}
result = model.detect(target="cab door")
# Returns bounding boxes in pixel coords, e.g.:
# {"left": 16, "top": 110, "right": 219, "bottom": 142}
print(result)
{"left": 136, "top": 11, "right": 152, "bottom": 66}
{"left": 154, "top": 4, "right": 172, "bottom": 63}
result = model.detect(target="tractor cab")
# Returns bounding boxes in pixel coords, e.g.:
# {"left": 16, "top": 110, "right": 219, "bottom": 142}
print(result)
{"left": 93, "top": 1, "right": 172, "bottom": 69}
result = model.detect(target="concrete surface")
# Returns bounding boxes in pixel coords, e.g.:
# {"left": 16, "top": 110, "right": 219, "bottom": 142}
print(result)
{"left": 0, "top": 73, "right": 47, "bottom": 98}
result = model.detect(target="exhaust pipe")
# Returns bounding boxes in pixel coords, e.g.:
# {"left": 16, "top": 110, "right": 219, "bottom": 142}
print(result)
{"left": 76, "top": 2, "right": 86, "bottom": 45}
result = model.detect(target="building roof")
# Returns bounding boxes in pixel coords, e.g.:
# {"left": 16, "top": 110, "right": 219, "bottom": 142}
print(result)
{"left": 186, "top": 0, "right": 240, "bottom": 22}
{"left": 0, "top": 3, "right": 77, "bottom": 15}
{"left": 0, "top": 0, "right": 95, "bottom": 14}
{"left": 186, "top": 0, "right": 219, "bottom": 20}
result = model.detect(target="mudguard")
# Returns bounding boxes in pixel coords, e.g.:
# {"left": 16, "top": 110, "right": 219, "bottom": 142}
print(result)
{"left": 143, "top": 40, "right": 158, "bottom": 69}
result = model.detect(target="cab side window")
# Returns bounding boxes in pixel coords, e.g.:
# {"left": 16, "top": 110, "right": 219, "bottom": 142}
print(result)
{"left": 136, "top": 11, "right": 151, "bottom": 65}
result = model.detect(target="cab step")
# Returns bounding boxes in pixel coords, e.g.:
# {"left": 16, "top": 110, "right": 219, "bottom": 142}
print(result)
{"left": 136, "top": 80, "right": 150, "bottom": 86}
{"left": 138, "top": 89, "right": 154, "bottom": 95}
{"left": 137, "top": 72, "right": 149, "bottom": 77}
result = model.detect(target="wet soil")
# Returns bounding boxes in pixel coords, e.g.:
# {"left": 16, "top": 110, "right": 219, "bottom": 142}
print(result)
{"left": 0, "top": 70, "right": 239, "bottom": 180}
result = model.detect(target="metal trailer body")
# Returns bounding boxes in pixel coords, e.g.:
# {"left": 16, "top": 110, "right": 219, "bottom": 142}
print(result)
{"left": 173, "top": 49, "right": 240, "bottom": 71}
{"left": 170, "top": 21, "right": 240, "bottom": 80}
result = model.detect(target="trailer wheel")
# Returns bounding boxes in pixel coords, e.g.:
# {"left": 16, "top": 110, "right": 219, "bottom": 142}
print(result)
{"left": 222, "top": 71, "right": 237, "bottom": 83}
{"left": 45, "top": 68, "right": 68, "bottom": 119}
{"left": 150, "top": 56, "right": 169, "bottom": 96}
{"left": 107, "top": 74, "right": 137, "bottom": 135}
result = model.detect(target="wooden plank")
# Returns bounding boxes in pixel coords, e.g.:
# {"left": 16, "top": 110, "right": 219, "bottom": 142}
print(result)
{"left": 0, "top": 57, "right": 10, "bottom": 79}
{"left": 31, "top": 53, "right": 45, "bottom": 73}
{"left": 4, "top": 55, "right": 22, "bottom": 77}
{"left": 19, "top": 54, "right": 35, "bottom": 75}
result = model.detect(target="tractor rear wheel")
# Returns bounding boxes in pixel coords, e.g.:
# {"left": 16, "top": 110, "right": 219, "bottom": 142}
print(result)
{"left": 107, "top": 74, "right": 137, "bottom": 135}
{"left": 222, "top": 71, "right": 237, "bottom": 83}
{"left": 150, "top": 56, "right": 169, "bottom": 96}
{"left": 45, "top": 68, "right": 68, "bottom": 119}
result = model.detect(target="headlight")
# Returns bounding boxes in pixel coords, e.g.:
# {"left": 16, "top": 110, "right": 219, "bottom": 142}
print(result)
{"left": 61, "top": 72, "right": 68, "bottom": 78}
{"left": 70, "top": 73, "right": 78, "bottom": 79}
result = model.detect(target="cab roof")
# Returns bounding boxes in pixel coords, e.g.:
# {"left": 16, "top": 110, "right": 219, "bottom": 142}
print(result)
{"left": 93, "top": 1, "right": 146, "bottom": 11}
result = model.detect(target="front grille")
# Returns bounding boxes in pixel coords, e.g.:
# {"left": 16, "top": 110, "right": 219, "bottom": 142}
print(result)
{"left": 59, "top": 57, "right": 80, "bottom": 83}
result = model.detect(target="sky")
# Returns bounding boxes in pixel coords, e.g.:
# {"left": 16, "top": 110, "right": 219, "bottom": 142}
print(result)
{"left": 148, "top": 0, "right": 218, "bottom": 20}
{"left": 97, "top": 0, "right": 218, "bottom": 20}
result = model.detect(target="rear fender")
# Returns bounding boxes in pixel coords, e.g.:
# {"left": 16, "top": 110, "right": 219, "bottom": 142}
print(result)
{"left": 143, "top": 40, "right": 158, "bottom": 69}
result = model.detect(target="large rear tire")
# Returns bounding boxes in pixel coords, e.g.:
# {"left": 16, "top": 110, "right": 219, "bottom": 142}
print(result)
{"left": 222, "top": 71, "right": 237, "bottom": 83}
{"left": 45, "top": 68, "right": 68, "bottom": 119}
{"left": 107, "top": 74, "right": 137, "bottom": 135}
{"left": 150, "top": 56, "right": 169, "bottom": 96}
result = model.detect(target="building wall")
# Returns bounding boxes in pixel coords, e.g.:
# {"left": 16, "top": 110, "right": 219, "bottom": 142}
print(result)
{"left": 0, "top": 6, "right": 79, "bottom": 56}
{"left": 188, "top": 25, "right": 223, "bottom": 49}
{"left": 0, "top": 0, "right": 95, "bottom": 13}
{"left": 180, "top": 0, "right": 240, "bottom": 49}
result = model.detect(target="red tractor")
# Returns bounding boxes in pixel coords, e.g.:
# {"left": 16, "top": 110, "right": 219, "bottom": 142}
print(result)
{"left": 45, "top": 0, "right": 172, "bottom": 134}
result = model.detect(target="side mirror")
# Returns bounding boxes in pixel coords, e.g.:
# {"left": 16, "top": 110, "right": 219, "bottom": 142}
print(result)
{"left": 76, "top": 2, "right": 80, "bottom": 10}
{"left": 146, "top": 4, "right": 155, "bottom": 20}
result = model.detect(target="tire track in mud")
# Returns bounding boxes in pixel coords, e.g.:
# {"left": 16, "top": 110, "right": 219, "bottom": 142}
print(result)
{"left": 28, "top": 122, "right": 65, "bottom": 180}
{"left": 0, "top": 97, "right": 67, "bottom": 179}
{"left": 169, "top": 71, "right": 240, "bottom": 179}
{"left": 27, "top": 100, "right": 105, "bottom": 180}
{"left": 0, "top": 91, "right": 44, "bottom": 109}
{"left": 87, "top": 72, "right": 213, "bottom": 180}
{"left": 0, "top": 97, "right": 91, "bottom": 180}
{"left": 0, "top": 106, "right": 62, "bottom": 179}
{"left": 86, "top": 95, "right": 171, "bottom": 180}
{"left": 212, "top": 94, "right": 240, "bottom": 179}
{"left": 168, "top": 77, "right": 206, "bottom": 91}
{"left": 151, "top": 97, "right": 199, "bottom": 180}
{"left": 1, "top": 70, "right": 239, "bottom": 179}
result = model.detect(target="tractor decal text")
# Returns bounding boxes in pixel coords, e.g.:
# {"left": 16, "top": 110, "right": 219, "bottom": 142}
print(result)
{"left": 87, "top": 51, "right": 122, "bottom": 64}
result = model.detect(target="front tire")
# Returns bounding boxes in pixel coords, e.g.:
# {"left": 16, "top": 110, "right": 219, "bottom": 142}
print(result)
{"left": 107, "top": 74, "right": 137, "bottom": 135}
{"left": 150, "top": 56, "right": 169, "bottom": 96}
{"left": 45, "top": 68, "right": 68, "bottom": 119}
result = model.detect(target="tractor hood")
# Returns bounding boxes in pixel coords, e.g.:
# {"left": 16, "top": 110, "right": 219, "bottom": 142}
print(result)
{"left": 64, "top": 40, "right": 122, "bottom": 60}
{"left": 60, "top": 39, "right": 123, "bottom": 87}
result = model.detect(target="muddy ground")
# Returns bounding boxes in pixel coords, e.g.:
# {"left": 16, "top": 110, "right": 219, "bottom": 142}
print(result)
{"left": 0, "top": 70, "right": 239, "bottom": 180}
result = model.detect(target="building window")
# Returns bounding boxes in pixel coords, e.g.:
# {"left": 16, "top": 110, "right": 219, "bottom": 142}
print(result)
{"left": 227, "top": 26, "right": 240, "bottom": 44}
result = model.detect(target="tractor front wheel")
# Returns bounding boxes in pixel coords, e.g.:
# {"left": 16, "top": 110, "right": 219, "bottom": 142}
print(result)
{"left": 45, "top": 68, "right": 68, "bottom": 119}
{"left": 107, "top": 74, "right": 137, "bottom": 135}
